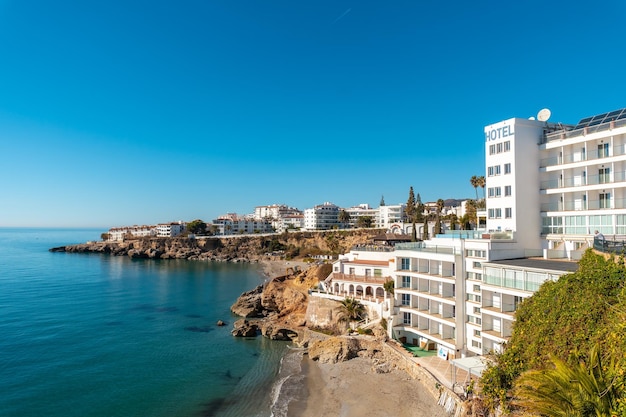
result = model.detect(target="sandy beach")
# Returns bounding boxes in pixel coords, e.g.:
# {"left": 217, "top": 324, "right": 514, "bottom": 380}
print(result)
{"left": 289, "top": 356, "right": 448, "bottom": 417}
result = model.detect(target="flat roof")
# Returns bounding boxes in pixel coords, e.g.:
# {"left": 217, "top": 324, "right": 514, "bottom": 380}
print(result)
{"left": 343, "top": 260, "right": 389, "bottom": 266}
{"left": 482, "top": 258, "right": 579, "bottom": 273}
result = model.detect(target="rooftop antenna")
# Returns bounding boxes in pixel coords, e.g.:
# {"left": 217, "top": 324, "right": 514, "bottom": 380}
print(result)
{"left": 537, "top": 108, "right": 551, "bottom": 122}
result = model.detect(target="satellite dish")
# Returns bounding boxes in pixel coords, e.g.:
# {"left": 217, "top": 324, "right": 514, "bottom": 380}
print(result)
{"left": 537, "top": 108, "right": 551, "bottom": 122}
{"left": 529, "top": 116, "right": 536, "bottom": 120}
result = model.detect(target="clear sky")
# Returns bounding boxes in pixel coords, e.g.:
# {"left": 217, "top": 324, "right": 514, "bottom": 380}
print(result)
{"left": 1, "top": 1, "right": 625, "bottom": 228}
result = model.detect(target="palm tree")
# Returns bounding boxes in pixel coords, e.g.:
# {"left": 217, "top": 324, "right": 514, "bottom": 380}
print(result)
{"left": 434, "top": 198, "right": 445, "bottom": 235}
{"left": 470, "top": 175, "right": 479, "bottom": 200}
{"left": 465, "top": 199, "right": 477, "bottom": 229}
{"left": 514, "top": 345, "right": 620, "bottom": 417}
{"left": 338, "top": 210, "right": 351, "bottom": 228}
{"left": 477, "top": 176, "right": 486, "bottom": 200}
{"left": 338, "top": 297, "right": 365, "bottom": 325}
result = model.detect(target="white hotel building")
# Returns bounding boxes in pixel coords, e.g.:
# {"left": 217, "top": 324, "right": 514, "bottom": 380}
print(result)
{"left": 322, "top": 107, "right": 626, "bottom": 360}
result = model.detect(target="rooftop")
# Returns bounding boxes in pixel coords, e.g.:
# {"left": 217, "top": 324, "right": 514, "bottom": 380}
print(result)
{"left": 482, "top": 257, "right": 579, "bottom": 273}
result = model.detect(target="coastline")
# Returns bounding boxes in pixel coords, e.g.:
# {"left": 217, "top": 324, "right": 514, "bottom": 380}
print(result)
{"left": 288, "top": 355, "right": 448, "bottom": 417}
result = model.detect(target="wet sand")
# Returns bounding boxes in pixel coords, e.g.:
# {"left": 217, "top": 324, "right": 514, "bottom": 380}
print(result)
{"left": 289, "top": 356, "right": 448, "bottom": 417}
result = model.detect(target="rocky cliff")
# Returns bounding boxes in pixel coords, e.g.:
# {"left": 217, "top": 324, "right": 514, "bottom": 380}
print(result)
{"left": 50, "top": 229, "right": 383, "bottom": 262}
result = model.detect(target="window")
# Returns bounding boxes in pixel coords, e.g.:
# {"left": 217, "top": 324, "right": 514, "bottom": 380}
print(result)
{"left": 400, "top": 258, "right": 410, "bottom": 270}
{"left": 497, "top": 143, "right": 503, "bottom": 153}
{"left": 374, "top": 269, "right": 382, "bottom": 277}
{"left": 401, "top": 276, "right": 411, "bottom": 288}
{"left": 495, "top": 165, "right": 501, "bottom": 175}
{"left": 473, "top": 261, "right": 481, "bottom": 268}
{"left": 401, "top": 293, "right": 410, "bottom": 306}
{"left": 505, "top": 208, "right": 512, "bottom": 218}
{"left": 488, "top": 187, "right": 501, "bottom": 198}
{"left": 504, "top": 141, "right": 511, "bottom": 151}
{"left": 505, "top": 185, "right": 512, "bottom": 196}
{"left": 472, "top": 340, "right": 482, "bottom": 348}
{"left": 488, "top": 166, "right": 494, "bottom": 176}
{"left": 489, "top": 144, "right": 496, "bottom": 155}
{"left": 473, "top": 284, "right": 481, "bottom": 292}
{"left": 599, "top": 167, "right": 610, "bottom": 184}
{"left": 495, "top": 208, "right": 502, "bottom": 218}
{"left": 600, "top": 192, "right": 611, "bottom": 209}
{"left": 474, "top": 329, "right": 481, "bottom": 337}
{"left": 598, "top": 143, "right": 609, "bottom": 158}
{"left": 403, "top": 312, "right": 411, "bottom": 325}
{"left": 504, "top": 163, "right": 511, "bottom": 174}
{"left": 495, "top": 187, "right": 501, "bottom": 197}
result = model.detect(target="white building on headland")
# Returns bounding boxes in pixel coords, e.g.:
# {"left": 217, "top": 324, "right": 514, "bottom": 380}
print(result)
{"left": 156, "top": 222, "right": 186, "bottom": 237}
{"left": 304, "top": 202, "right": 340, "bottom": 230}
{"left": 107, "top": 225, "right": 157, "bottom": 241}
{"left": 212, "top": 213, "right": 273, "bottom": 235}
{"left": 254, "top": 204, "right": 303, "bottom": 232}
{"left": 344, "top": 204, "right": 378, "bottom": 228}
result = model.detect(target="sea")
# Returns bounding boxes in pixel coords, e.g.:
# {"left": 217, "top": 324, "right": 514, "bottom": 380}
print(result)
{"left": 0, "top": 228, "right": 306, "bottom": 417}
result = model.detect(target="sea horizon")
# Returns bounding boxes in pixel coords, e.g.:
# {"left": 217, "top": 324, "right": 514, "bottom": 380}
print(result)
{"left": 0, "top": 227, "right": 304, "bottom": 417}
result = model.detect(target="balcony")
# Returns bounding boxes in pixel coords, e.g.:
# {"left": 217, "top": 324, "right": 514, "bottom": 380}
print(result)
{"left": 330, "top": 272, "right": 390, "bottom": 284}
{"left": 540, "top": 197, "right": 624, "bottom": 212}
{"left": 540, "top": 170, "right": 626, "bottom": 190}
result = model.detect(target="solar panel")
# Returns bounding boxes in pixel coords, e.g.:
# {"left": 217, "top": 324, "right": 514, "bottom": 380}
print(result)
{"left": 573, "top": 108, "right": 626, "bottom": 130}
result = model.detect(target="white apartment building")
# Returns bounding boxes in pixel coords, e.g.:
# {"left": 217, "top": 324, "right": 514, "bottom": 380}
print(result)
{"left": 344, "top": 204, "right": 378, "bottom": 228}
{"left": 278, "top": 214, "right": 304, "bottom": 232}
{"left": 156, "top": 222, "right": 186, "bottom": 237}
{"left": 107, "top": 225, "right": 156, "bottom": 241}
{"left": 304, "top": 202, "right": 340, "bottom": 230}
{"left": 254, "top": 204, "right": 302, "bottom": 221}
{"left": 378, "top": 204, "right": 405, "bottom": 231}
{"left": 212, "top": 214, "right": 273, "bottom": 235}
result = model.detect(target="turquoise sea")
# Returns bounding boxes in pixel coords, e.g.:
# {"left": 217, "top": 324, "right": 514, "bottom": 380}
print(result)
{"left": 0, "top": 228, "right": 305, "bottom": 417}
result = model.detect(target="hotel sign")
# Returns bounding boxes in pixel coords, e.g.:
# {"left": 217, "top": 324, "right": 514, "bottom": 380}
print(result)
{"left": 485, "top": 123, "right": 514, "bottom": 142}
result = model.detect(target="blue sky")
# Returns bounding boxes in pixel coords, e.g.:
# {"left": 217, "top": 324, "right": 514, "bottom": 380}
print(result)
{"left": 1, "top": 1, "right": 625, "bottom": 228}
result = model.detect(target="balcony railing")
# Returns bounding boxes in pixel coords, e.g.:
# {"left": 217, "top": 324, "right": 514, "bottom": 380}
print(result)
{"left": 542, "top": 118, "right": 626, "bottom": 144}
{"left": 329, "top": 272, "right": 390, "bottom": 284}
{"left": 540, "top": 198, "right": 625, "bottom": 212}
{"left": 540, "top": 171, "right": 626, "bottom": 190}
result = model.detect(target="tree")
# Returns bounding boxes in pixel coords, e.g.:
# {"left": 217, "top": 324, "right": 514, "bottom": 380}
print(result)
{"left": 422, "top": 217, "right": 429, "bottom": 240}
{"left": 449, "top": 214, "right": 457, "bottom": 231}
{"left": 187, "top": 219, "right": 207, "bottom": 235}
{"left": 380, "top": 195, "right": 386, "bottom": 206}
{"left": 338, "top": 297, "right": 365, "bottom": 323}
{"left": 470, "top": 175, "right": 479, "bottom": 200}
{"left": 465, "top": 199, "right": 477, "bottom": 229}
{"left": 338, "top": 210, "right": 351, "bottom": 228}
{"left": 383, "top": 279, "right": 394, "bottom": 295}
{"left": 416, "top": 193, "right": 424, "bottom": 223}
{"left": 514, "top": 345, "right": 620, "bottom": 417}
{"left": 356, "top": 215, "right": 374, "bottom": 228}
{"left": 434, "top": 199, "right": 445, "bottom": 235}
{"left": 477, "top": 175, "right": 486, "bottom": 199}
{"left": 101, "top": 233, "right": 110, "bottom": 241}
{"left": 406, "top": 187, "right": 417, "bottom": 241}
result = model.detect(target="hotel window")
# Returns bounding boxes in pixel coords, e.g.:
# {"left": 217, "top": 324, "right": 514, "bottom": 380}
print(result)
{"left": 505, "top": 208, "right": 512, "bottom": 218}
{"left": 488, "top": 209, "right": 494, "bottom": 218}
{"left": 489, "top": 144, "right": 496, "bottom": 155}
{"left": 473, "top": 306, "right": 481, "bottom": 314}
{"left": 488, "top": 166, "right": 494, "bottom": 176}
{"left": 495, "top": 187, "right": 501, "bottom": 197}
{"left": 598, "top": 143, "right": 609, "bottom": 158}
{"left": 401, "top": 276, "right": 411, "bottom": 288}
{"left": 497, "top": 143, "right": 503, "bottom": 153}
{"left": 495, "top": 165, "right": 501, "bottom": 175}
{"left": 504, "top": 141, "right": 510, "bottom": 152}
{"left": 401, "top": 293, "right": 410, "bottom": 306}
{"left": 505, "top": 185, "right": 512, "bottom": 196}
{"left": 474, "top": 329, "right": 481, "bottom": 337}
{"left": 403, "top": 312, "right": 411, "bottom": 325}
{"left": 504, "top": 163, "right": 511, "bottom": 174}
{"left": 495, "top": 208, "right": 502, "bottom": 218}
{"left": 473, "top": 284, "right": 481, "bottom": 292}
{"left": 599, "top": 167, "right": 610, "bottom": 184}
{"left": 400, "top": 258, "right": 410, "bottom": 270}
{"left": 472, "top": 340, "right": 482, "bottom": 349}
{"left": 600, "top": 192, "right": 611, "bottom": 209}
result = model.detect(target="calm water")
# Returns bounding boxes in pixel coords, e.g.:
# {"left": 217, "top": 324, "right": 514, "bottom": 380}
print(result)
{"left": 0, "top": 228, "right": 298, "bottom": 417}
